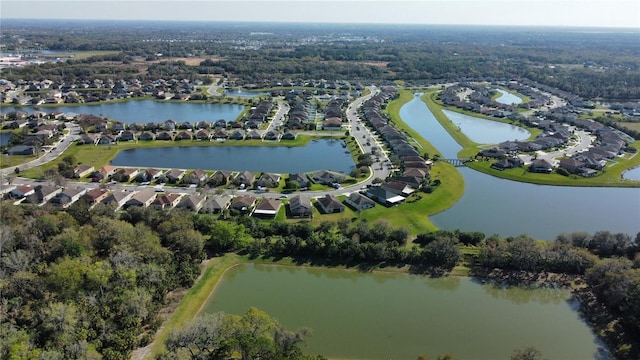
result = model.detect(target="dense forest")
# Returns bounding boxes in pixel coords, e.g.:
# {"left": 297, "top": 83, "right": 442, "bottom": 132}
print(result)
{"left": 2, "top": 20, "right": 640, "bottom": 100}
{"left": 0, "top": 200, "right": 638, "bottom": 359}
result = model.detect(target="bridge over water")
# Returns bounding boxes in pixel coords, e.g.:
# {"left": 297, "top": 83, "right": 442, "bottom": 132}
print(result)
{"left": 436, "top": 158, "right": 472, "bottom": 167}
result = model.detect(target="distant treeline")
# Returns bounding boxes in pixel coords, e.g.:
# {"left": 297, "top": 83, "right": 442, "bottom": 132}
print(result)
{"left": 2, "top": 21, "right": 639, "bottom": 100}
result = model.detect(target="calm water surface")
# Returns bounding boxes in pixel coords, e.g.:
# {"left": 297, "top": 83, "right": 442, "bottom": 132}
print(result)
{"left": 110, "top": 139, "right": 355, "bottom": 173}
{"left": 0, "top": 133, "right": 12, "bottom": 146}
{"left": 442, "top": 109, "right": 530, "bottom": 144}
{"left": 622, "top": 166, "right": 640, "bottom": 181}
{"left": 202, "top": 264, "right": 605, "bottom": 360}
{"left": 401, "top": 95, "right": 640, "bottom": 239}
{"left": 1, "top": 101, "right": 245, "bottom": 124}
{"left": 224, "top": 89, "right": 268, "bottom": 97}
{"left": 495, "top": 89, "right": 523, "bottom": 105}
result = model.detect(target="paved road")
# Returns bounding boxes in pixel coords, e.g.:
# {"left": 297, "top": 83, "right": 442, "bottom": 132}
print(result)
{"left": 0, "top": 122, "right": 81, "bottom": 178}
{"left": 207, "top": 78, "right": 226, "bottom": 97}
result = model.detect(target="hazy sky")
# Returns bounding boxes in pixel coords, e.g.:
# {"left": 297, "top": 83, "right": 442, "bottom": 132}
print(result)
{"left": 2, "top": 0, "right": 639, "bottom": 28}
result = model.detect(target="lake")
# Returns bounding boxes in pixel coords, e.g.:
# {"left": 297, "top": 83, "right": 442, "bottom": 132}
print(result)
{"left": 202, "top": 263, "right": 605, "bottom": 360}
{"left": 442, "top": 109, "right": 530, "bottom": 144}
{"left": 495, "top": 89, "right": 523, "bottom": 105}
{"left": 110, "top": 139, "right": 355, "bottom": 173}
{"left": 401, "top": 94, "right": 640, "bottom": 239}
{"left": 1, "top": 100, "right": 245, "bottom": 124}
{"left": 622, "top": 166, "right": 640, "bottom": 181}
{"left": 224, "top": 89, "right": 268, "bottom": 97}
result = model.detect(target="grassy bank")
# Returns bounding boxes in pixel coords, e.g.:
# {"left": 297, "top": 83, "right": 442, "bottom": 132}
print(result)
{"left": 147, "top": 254, "right": 243, "bottom": 358}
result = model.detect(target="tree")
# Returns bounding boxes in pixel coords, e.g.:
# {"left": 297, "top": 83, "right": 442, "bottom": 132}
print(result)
{"left": 510, "top": 347, "right": 545, "bottom": 360}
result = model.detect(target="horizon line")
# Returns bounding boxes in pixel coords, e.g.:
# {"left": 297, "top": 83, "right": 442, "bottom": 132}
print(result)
{"left": 2, "top": 18, "right": 639, "bottom": 30}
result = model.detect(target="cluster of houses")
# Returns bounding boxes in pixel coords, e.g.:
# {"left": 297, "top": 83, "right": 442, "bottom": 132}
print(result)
{"left": 478, "top": 111, "right": 633, "bottom": 176}
{"left": 1, "top": 112, "right": 65, "bottom": 155}
{"left": 438, "top": 82, "right": 551, "bottom": 118}
{"left": 1, "top": 77, "right": 202, "bottom": 105}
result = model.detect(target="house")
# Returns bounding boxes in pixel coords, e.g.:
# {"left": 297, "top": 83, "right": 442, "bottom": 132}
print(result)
{"left": 233, "top": 171, "right": 255, "bottom": 188}
{"left": 80, "top": 187, "right": 111, "bottom": 206}
{"left": 365, "top": 186, "right": 405, "bottom": 207}
{"left": 322, "top": 117, "right": 343, "bottom": 130}
{"left": 315, "top": 194, "right": 345, "bottom": 214}
{"left": 101, "top": 190, "right": 133, "bottom": 209}
{"left": 253, "top": 198, "right": 282, "bottom": 218}
{"left": 165, "top": 169, "right": 187, "bottom": 183}
{"left": 288, "top": 195, "right": 312, "bottom": 218}
{"left": 559, "top": 158, "right": 586, "bottom": 175}
{"left": 230, "top": 195, "right": 257, "bottom": 213}
{"left": 91, "top": 165, "right": 117, "bottom": 182}
{"left": 382, "top": 181, "right": 416, "bottom": 197}
{"left": 201, "top": 194, "right": 233, "bottom": 213}
{"left": 97, "top": 134, "right": 116, "bottom": 145}
{"left": 50, "top": 187, "right": 87, "bottom": 208}
{"left": 257, "top": 173, "right": 281, "bottom": 188}
{"left": 114, "top": 168, "right": 139, "bottom": 182}
{"left": 119, "top": 130, "right": 135, "bottom": 142}
{"left": 287, "top": 173, "right": 310, "bottom": 189}
{"left": 177, "top": 193, "right": 207, "bottom": 212}
{"left": 124, "top": 189, "right": 157, "bottom": 208}
{"left": 195, "top": 129, "right": 211, "bottom": 141}
{"left": 263, "top": 130, "right": 281, "bottom": 141}
{"left": 228, "top": 129, "right": 245, "bottom": 140}
{"left": 185, "top": 169, "right": 208, "bottom": 185}
{"left": 137, "top": 168, "right": 164, "bottom": 182}
{"left": 213, "top": 129, "right": 228, "bottom": 141}
{"left": 25, "top": 185, "right": 61, "bottom": 204}
{"left": 174, "top": 131, "right": 192, "bottom": 141}
{"left": 73, "top": 164, "right": 95, "bottom": 178}
{"left": 151, "top": 193, "right": 183, "bottom": 210}
{"left": 529, "top": 159, "right": 553, "bottom": 173}
{"left": 246, "top": 130, "right": 262, "bottom": 140}
{"left": 345, "top": 192, "right": 376, "bottom": 211}
{"left": 281, "top": 131, "right": 297, "bottom": 140}
{"left": 77, "top": 134, "right": 98, "bottom": 145}
{"left": 209, "top": 170, "right": 233, "bottom": 186}
{"left": 139, "top": 132, "right": 156, "bottom": 141}
{"left": 156, "top": 131, "right": 173, "bottom": 141}
{"left": 5, "top": 145, "right": 35, "bottom": 155}
{"left": 311, "top": 170, "right": 345, "bottom": 185}
{"left": 479, "top": 147, "right": 507, "bottom": 158}
{"left": 8, "top": 184, "right": 35, "bottom": 199}
{"left": 491, "top": 157, "right": 524, "bottom": 170}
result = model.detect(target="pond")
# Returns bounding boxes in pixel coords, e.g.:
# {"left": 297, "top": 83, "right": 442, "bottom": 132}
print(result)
{"left": 201, "top": 264, "right": 606, "bottom": 360}
{"left": 1, "top": 100, "right": 245, "bottom": 124}
{"left": 224, "top": 89, "right": 268, "bottom": 97}
{"left": 110, "top": 139, "right": 355, "bottom": 173}
{"left": 442, "top": 109, "right": 530, "bottom": 144}
{"left": 495, "top": 89, "right": 523, "bottom": 105}
{"left": 401, "top": 95, "right": 640, "bottom": 239}
{"left": 622, "top": 166, "right": 640, "bottom": 181}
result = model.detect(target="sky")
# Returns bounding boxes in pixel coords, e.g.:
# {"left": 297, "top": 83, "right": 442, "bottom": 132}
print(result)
{"left": 2, "top": 0, "right": 639, "bottom": 28}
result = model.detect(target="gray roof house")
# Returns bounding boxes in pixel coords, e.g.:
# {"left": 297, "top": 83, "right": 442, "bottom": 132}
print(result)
{"left": 365, "top": 186, "right": 405, "bottom": 207}
{"left": 177, "top": 193, "right": 207, "bottom": 212}
{"left": 316, "top": 194, "right": 345, "bottom": 214}
{"left": 345, "top": 192, "right": 376, "bottom": 211}
{"left": 201, "top": 194, "right": 233, "bottom": 213}
{"left": 253, "top": 198, "right": 282, "bottom": 218}
{"left": 288, "top": 195, "right": 312, "bottom": 218}
{"left": 124, "top": 189, "right": 157, "bottom": 208}
{"left": 50, "top": 187, "right": 87, "bottom": 208}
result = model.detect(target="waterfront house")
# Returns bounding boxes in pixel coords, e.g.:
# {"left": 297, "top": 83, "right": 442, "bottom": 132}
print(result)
{"left": 316, "top": 194, "right": 345, "bottom": 214}
{"left": 253, "top": 198, "right": 282, "bottom": 218}
{"left": 165, "top": 169, "right": 187, "bottom": 183}
{"left": 322, "top": 117, "right": 343, "bottom": 130}
{"left": 263, "top": 130, "right": 281, "bottom": 141}
{"left": 365, "top": 186, "right": 405, "bottom": 207}
{"left": 156, "top": 131, "right": 173, "bottom": 141}
{"left": 246, "top": 130, "right": 262, "bottom": 140}
{"left": 213, "top": 129, "right": 229, "bottom": 141}
{"left": 210, "top": 170, "right": 233, "bottom": 186}
{"left": 119, "top": 130, "right": 135, "bottom": 142}
{"left": 256, "top": 172, "right": 281, "bottom": 188}
{"left": 97, "top": 134, "right": 116, "bottom": 145}
{"left": 288, "top": 195, "right": 312, "bottom": 218}
{"left": 229, "top": 129, "right": 245, "bottom": 140}
{"left": 345, "top": 192, "right": 376, "bottom": 211}
{"left": 185, "top": 169, "right": 208, "bottom": 185}
{"left": 175, "top": 131, "right": 192, "bottom": 141}
{"left": 282, "top": 131, "right": 297, "bottom": 140}
{"left": 382, "top": 181, "right": 416, "bottom": 197}
{"left": 195, "top": 129, "right": 211, "bottom": 141}
{"left": 78, "top": 133, "right": 99, "bottom": 145}
{"left": 311, "top": 170, "right": 345, "bottom": 185}
{"left": 91, "top": 165, "right": 117, "bottom": 182}
{"left": 177, "top": 193, "right": 207, "bottom": 212}
{"left": 233, "top": 171, "right": 255, "bottom": 188}
{"left": 287, "top": 173, "right": 310, "bottom": 189}
{"left": 529, "top": 159, "right": 554, "bottom": 173}
{"left": 139, "top": 132, "right": 155, "bottom": 141}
